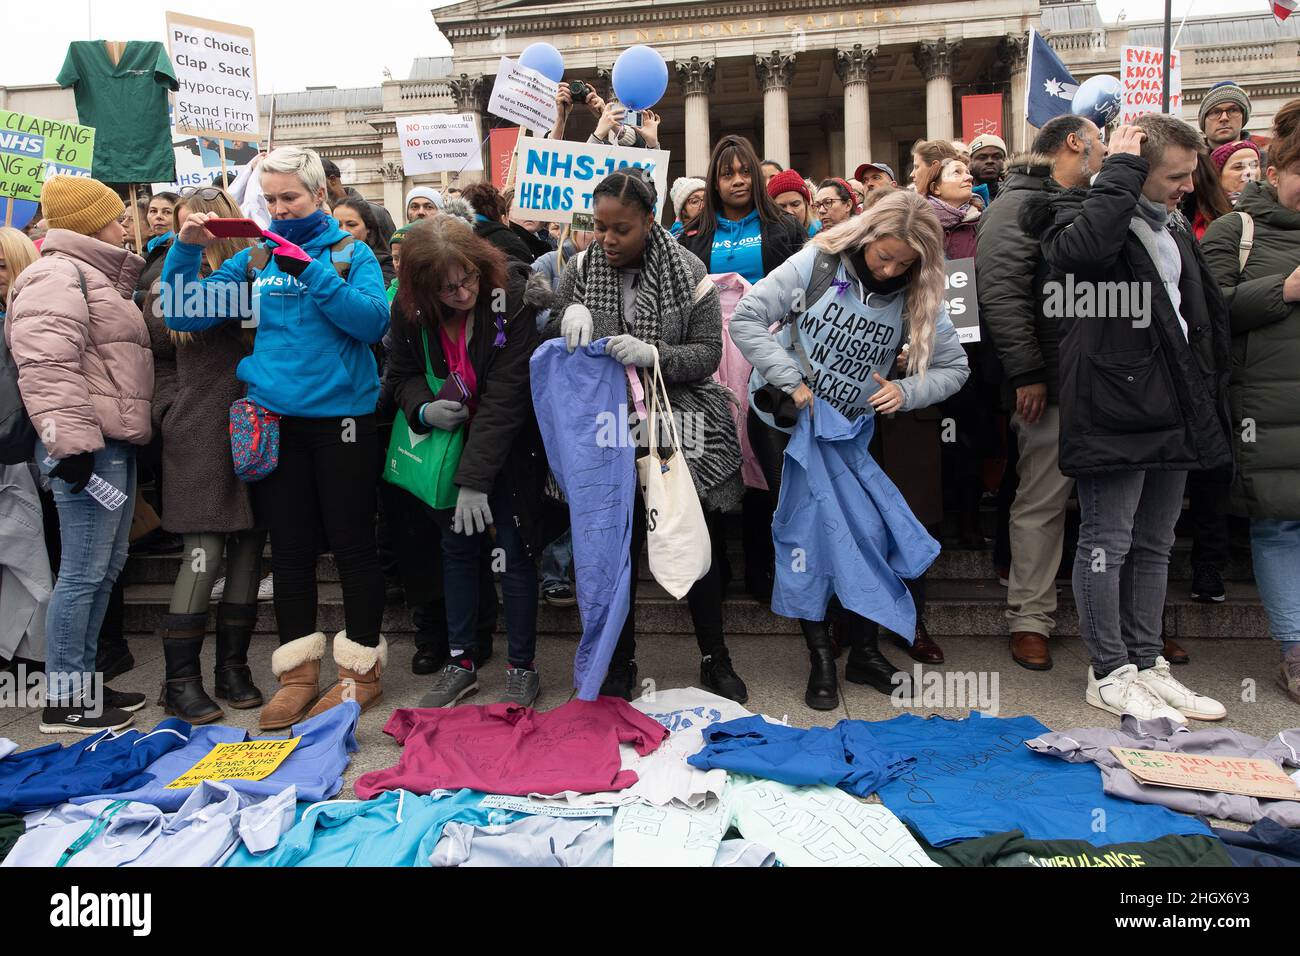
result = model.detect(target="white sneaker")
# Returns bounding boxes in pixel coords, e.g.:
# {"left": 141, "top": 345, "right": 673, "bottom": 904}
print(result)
{"left": 1136, "top": 656, "right": 1227, "bottom": 721}
{"left": 209, "top": 577, "right": 226, "bottom": 601}
{"left": 1086, "top": 664, "right": 1186, "bottom": 724}
{"left": 257, "top": 574, "right": 274, "bottom": 602}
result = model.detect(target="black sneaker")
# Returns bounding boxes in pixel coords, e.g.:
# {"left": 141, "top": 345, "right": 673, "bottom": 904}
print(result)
{"left": 600, "top": 659, "right": 638, "bottom": 700}
{"left": 95, "top": 640, "right": 134, "bottom": 682}
{"left": 412, "top": 642, "right": 449, "bottom": 676}
{"left": 102, "top": 686, "right": 147, "bottom": 712}
{"left": 543, "top": 583, "right": 577, "bottom": 608}
{"left": 700, "top": 652, "right": 749, "bottom": 704}
{"left": 39, "top": 705, "right": 135, "bottom": 735}
{"left": 1190, "top": 565, "right": 1226, "bottom": 604}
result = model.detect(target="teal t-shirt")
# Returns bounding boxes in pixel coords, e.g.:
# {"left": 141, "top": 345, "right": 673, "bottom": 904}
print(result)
{"left": 57, "top": 41, "right": 178, "bottom": 183}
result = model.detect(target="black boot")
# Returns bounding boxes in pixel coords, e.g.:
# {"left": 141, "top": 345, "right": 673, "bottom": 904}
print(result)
{"left": 844, "top": 618, "right": 911, "bottom": 696}
{"left": 158, "top": 612, "right": 224, "bottom": 724}
{"left": 801, "top": 622, "right": 839, "bottom": 710}
{"left": 214, "top": 603, "right": 264, "bottom": 708}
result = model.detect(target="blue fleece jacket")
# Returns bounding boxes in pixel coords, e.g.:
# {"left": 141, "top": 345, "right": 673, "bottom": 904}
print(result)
{"left": 709, "top": 209, "right": 765, "bottom": 284}
{"left": 160, "top": 222, "right": 389, "bottom": 417}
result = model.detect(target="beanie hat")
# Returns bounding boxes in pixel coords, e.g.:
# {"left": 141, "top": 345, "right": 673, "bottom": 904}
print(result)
{"left": 766, "top": 168, "right": 811, "bottom": 204}
{"left": 669, "top": 176, "right": 706, "bottom": 216}
{"left": 41, "top": 175, "right": 124, "bottom": 236}
{"left": 1199, "top": 82, "right": 1251, "bottom": 129}
{"left": 390, "top": 223, "right": 416, "bottom": 246}
{"left": 1211, "top": 139, "right": 1261, "bottom": 173}
{"left": 968, "top": 133, "right": 1008, "bottom": 157}
{"left": 404, "top": 186, "right": 443, "bottom": 212}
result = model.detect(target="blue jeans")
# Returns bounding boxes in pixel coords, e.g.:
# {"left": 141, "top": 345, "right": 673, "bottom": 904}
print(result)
{"left": 1073, "top": 469, "right": 1186, "bottom": 676}
{"left": 540, "top": 529, "right": 573, "bottom": 589}
{"left": 1251, "top": 519, "right": 1300, "bottom": 643}
{"left": 37, "top": 439, "right": 137, "bottom": 705}
{"left": 441, "top": 480, "right": 538, "bottom": 666}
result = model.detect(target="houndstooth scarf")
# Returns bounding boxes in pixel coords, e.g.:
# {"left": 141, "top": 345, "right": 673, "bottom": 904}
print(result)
{"left": 574, "top": 225, "right": 743, "bottom": 511}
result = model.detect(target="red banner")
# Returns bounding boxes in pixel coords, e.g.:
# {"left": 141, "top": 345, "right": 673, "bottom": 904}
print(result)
{"left": 489, "top": 126, "right": 521, "bottom": 188}
{"left": 961, "top": 95, "right": 1004, "bottom": 143}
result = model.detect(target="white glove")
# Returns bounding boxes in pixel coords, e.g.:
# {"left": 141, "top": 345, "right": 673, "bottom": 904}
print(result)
{"left": 452, "top": 486, "right": 493, "bottom": 536}
{"left": 605, "top": 334, "right": 657, "bottom": 368}
{"left": 561, "top": 303, "right": 593, "bottom": 352}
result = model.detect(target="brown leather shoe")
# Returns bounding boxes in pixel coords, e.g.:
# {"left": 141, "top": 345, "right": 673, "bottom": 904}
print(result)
{"left": 1010, "top": 631, "right": 1053, "bottom": 671}
{"left": 307, "top": 632, "right": 386, "bottom": 719}
{"left": 905, "top": 622, "right": 944, "bottom": 664}
{"left": 1163, "top": 636, "right": 1190, "bottom": 665}
{"left": 259, "top": 632, "right": 325, "bottom": 731}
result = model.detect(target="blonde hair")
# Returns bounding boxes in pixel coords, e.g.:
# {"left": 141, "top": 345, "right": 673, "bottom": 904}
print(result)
{"left": 169, "top": 189, "right": 256, "bottom": 345}
{"left": 0, "top": 226, "right": 40, "bottom": 314}
{"left": 261, "top": 146, "right": 327, "bottom": 196}
{"left": 812, "top": 190, "right": 946, "bottom": 378}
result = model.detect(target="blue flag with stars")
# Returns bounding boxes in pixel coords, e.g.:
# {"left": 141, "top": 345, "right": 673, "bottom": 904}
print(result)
{"left": 1027, "top": 29, "right": 1079, "bottom": 127}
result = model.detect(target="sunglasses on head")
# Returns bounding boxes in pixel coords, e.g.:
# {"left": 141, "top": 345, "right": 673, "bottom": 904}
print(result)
{"left": 179, "top": 186, "right": 225, "bottom": 201}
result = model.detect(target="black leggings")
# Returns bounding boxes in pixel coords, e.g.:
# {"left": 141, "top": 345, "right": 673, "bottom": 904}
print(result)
{"left": 253, "top": 414, "right": 385, "bottom": 647}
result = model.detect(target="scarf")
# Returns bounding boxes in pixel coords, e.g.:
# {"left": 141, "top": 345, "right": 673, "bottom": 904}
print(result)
{"left": 1135, "top": 195, "right": 1170, "bottom": 229}
{"left": 579, "top": 224, "right": 698, "bottom": 345}
{"left": 267, "top": 209, "right": 333, "bottom": 247}
{"left": 926, "top": 195, "right": 973, "bottom": 231}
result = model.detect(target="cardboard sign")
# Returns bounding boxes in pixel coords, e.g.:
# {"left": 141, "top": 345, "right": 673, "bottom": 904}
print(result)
{"left": 945, "top": 257, "right": 980, "bottom": 344}
{"left": 513, "top": 137, "right": 669, "bottom": 228}
{"left": 165, "top": 738, "right": 300, "bottom": 789}
{"left": 961, "top": 94, "right": 1004, "bottom": 144}
{"left": 487, "top": 56, "right": 559, "bottom": 136}
{"left": 166, "top": 12, "right": 261, "bottom": 142}
{"left": 0, "top": 110, "right": 95, "bottom": 203}
{"left": 399, "top": 113, "right": 483, "bottom": 176}
{"left": 1110, "top": 747, "right": 1300, "bottom": 802}
{"left": 1120, "top": 46, "right": 1182, "bottom": 126}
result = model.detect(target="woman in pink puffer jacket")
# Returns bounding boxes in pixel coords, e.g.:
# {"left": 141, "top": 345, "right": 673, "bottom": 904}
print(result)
{"left": 5, "top": 175, "right": 154, "bottom": 735}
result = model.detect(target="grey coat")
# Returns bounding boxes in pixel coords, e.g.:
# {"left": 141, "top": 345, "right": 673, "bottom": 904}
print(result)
{"left": 0, "top": 462, "right": 50, "bottom": 662}
{"left": 161, "top": 322, "right": 256, "bottom": 534}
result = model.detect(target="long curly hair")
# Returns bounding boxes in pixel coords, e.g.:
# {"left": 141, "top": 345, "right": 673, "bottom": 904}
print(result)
{"left": 396, "top": 215, "right": 507, "bottom": 329}
{"left": 811, "top": 189, "right": 946, "bottom": 378}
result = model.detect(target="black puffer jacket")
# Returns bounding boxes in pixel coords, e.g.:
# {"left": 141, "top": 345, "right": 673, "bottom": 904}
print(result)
{"left": 475, "top": 219, "right": 535, "bottom": 265}
{"left": 977, "top": 155, "right": 1063, "bottom": 410}
{"left": 1018, "top": 152, "right": 1232, "bottom": 477}
{"left": 385, "top": 260, "right": 545, "bottom": 554}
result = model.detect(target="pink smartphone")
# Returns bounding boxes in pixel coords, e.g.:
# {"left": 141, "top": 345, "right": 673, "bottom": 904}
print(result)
{"left": 204, "top": 217, "right": 265, "bottom": 239}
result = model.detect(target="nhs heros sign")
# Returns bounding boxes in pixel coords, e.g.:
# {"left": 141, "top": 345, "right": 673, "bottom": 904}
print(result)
{"left": 0, "top": 110, "right": 95, "bottom": 202}
{"left": 945, "top": 257, "right": 980, "bottom": 344}
{"left": 399, "top": 114, "right": 483, "bottom": 176}
{"left": 165, "top": 12, "right": 261, "bottom": 142}
{"left": 514, "top": 139, "right": 669, "bottom": 229}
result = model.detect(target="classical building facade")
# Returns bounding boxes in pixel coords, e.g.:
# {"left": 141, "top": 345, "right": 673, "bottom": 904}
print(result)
{"left": 4, "top": 1, "right": 1300, "bottom": 219}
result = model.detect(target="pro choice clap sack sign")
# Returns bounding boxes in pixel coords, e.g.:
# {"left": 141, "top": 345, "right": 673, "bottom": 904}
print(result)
{"left": 512, "top": 138, "right": 669, "bottom": 230}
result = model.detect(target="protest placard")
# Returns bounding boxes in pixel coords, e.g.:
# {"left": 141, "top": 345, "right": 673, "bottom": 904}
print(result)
{"left": 488, "top": 56, "right": 559, "bottom": 135}
{"left": 1111, "top": 747, "right": 1300, "bottom": 802}
{"left": 398, "top": 113, "right": 483, "bottom": 176}
{"left": 153, "top": 129, "right": 260, "bottom": 192}
{"left": 0, "top": 110, "right": 95, "bottom": 208}
{"left": 166, "top": 12, "right": 261, "bottom": 142}
{"left": 512, "top": 137, "right": 669, "bottom": 229}
{"left": 945, "top": 257, "right": 980, "bottom": 344}
{"left": 1120, "top": 46, "right": 1181, "bottom": 126}
{"left": 165, "top": 738, "right": 301, "bottom": 789}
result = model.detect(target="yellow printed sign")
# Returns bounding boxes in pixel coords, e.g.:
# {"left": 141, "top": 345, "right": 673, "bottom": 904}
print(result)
{"left": 1110, "top": 747, "right": 1300, "bottom": 802}
{"left": 166, "top": 738, "right": 300, "bottom": 789}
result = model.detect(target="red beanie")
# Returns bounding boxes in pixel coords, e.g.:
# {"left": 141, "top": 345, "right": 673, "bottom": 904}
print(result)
{"left": 766, "top": 168, "right": 810, "bottom": 204}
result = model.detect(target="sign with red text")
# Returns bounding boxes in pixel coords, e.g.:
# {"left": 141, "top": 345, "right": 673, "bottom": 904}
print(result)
{"left": 398, "top": 113, "right": 482, "bottom": 175}
{"left": 961, "top": 94, "right": 1003, "bottom": 144}
{"left": 1120, "top": 46, "right": 1181, "bottom": 126}
{"left": 1111, "top": 747, "right": 1300, "bottom": 801}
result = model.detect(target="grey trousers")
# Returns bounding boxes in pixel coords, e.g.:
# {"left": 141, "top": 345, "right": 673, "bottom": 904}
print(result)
{"left": 1073, "top": 468, "right": 1187, "bottom": 676}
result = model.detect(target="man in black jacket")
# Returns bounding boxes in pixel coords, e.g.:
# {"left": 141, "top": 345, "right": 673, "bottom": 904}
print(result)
{"left": 978, "top": 115, "right": 1105, "bottom": 672}
{"left": 1021, "top": 114, "right": 1234, "bottom": 724}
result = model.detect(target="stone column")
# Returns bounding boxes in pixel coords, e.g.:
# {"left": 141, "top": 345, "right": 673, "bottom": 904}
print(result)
{"left": 675, "top": 57, "right": 715, "bottom": 177}
{"left": 997, "top": 33, "right": 1031, "bottom": 154}
{"left": 914, "top": 39, "right": 961, "bottom": 143}
{"left": 381, "top": 161, "right": 406, "bottom": 222}
{"left": 448, "top": 73, "right": 488, "bottom": 184}
{"left": 836, "top": 44, "right": 877, "bottom": 177}
{"left": 755, "top": 51, "right": 796, "bottom": 169}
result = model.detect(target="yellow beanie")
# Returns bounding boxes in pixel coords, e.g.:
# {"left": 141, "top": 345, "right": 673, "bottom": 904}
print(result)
{"left": 41, "top": 175, "right": 125, "bottom": 236}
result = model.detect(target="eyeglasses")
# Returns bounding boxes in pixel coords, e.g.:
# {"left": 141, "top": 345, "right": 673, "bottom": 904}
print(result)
{"left": 1206, "top": 106, "right": 1243, "bottom": 120}
{"left": 811, "top": 199, "right": 847, "bottom": 212}
{"left": 441, "top": 270, "right": 480, "bottom": 297}
{"left": 179, "top": 186, "right": 224, "bottom": 200}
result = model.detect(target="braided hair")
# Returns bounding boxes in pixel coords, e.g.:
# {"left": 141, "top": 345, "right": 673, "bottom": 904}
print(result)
{"left": 591, "top": 166, "right": 658, "bottom": 215}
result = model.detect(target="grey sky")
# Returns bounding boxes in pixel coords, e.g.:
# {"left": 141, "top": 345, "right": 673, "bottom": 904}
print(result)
{"left": 0, "top": 0, "right": 1269, "bottom": 94}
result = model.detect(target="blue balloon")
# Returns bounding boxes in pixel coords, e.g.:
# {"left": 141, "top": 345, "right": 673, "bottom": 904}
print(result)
{"left": 0, "top": 198, "right": 37, "bottom": 231}
{"left": 1072, "top": 74, "right": 1123, "bottom": 128}
{"left": 612, "top": 45, "right": 668, "bottom": 111}
{"left": 519, "top": 43, "right": 564, "bottom": 82}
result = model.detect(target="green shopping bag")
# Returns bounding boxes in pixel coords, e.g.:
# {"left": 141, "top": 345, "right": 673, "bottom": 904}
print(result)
{"left": 382, "top": 330, "right": 465, "bottom": 509}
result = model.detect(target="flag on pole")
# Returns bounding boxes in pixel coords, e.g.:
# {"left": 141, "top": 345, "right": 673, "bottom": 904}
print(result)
{"left": 1274, "top": 0, "right": 1298, "bottom": 20}
{"left": 1027, "top": 29, "right": 1080, "bottom": 127}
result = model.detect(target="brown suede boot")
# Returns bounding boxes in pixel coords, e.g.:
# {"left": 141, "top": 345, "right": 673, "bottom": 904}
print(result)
{"left": 259, "top": 632, "right": 325, "bottom": 731}
{"left": 306, "top": 632, "right": 386, "bottom": 719}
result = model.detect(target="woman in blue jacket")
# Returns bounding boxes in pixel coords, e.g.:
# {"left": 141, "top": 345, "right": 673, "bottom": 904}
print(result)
{"left": 730, "top": 190, "right": 969, "bottom": 710}
{"left": 161, "top": 146, "right": 391, "bottom": 732}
